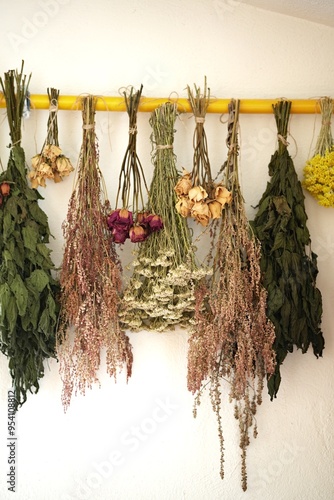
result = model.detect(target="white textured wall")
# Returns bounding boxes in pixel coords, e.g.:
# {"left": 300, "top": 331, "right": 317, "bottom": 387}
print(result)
{"left": 1, "top": 1, "right": 334, "bottom": 499}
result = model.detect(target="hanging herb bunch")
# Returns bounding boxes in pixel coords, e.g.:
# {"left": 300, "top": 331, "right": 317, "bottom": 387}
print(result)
{"left": 107, "top": 85, "right": 163, "bottom": 243}
{"left": 29, "top": 88, "right": 74, "bottom": 188}
{"left": 175, "top": 78, "right": 232, "bottom": 226}
{"left": 120, "top": 102, "right": 209, "bottom": 332}
{"left": 251, "top": 99, "right": 324, "bottom": 400}
{"left": 187, "top": 99, "right": 276, "bottom": 491}
{"left": 0, "top": 62, "right": 59, "bottom": 409}
{"left": 303, "top": 96, "right": 334, "bottom": 207}
{"left": 57, "top": 95, "right": 133, "bottom": 411}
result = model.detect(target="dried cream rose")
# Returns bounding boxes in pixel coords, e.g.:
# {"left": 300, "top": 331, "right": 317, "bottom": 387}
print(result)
{"left": 208, "top": 200, "right": 222, "bottom": 219}
{"left": 191, "top": 200, "right": 210, "bottom": 226}
{"left": 39, "top": 162, "right": 54, "bottom": 178}
{"left": 43, "top": 144, "right": 62, "bottom": 162}
{"left": 175, "top": 196, "right": 194, "bottom": 217}
{"left": 31, "top": 154, "right": 42, "bottom": 170}
{"left": 188, "top": 185, "right": 208, "bottom": 202}
{"left": 215, "top": 185, "right": 232, "bottom": 206}
{"left": 174, "top": 171, "right": 192, "bottom": 196}
{"left": 56, "top": 156, "right": 74, "bottom": 175}
{"left": 29, "top": 173, "right": 46, "bottom": 189}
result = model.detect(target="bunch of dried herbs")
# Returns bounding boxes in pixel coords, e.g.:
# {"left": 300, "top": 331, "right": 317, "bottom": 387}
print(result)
{"left": 121, "top": 102, "right": 208, "bottom": 332}
{"left": 0, "top": 63, "right": 59, "bottom": 409}
{"left": 175, "top": 78, "right": 231, "bottom": 225}
{"left": 187, "top": 99, "right": 276, "bottom": 491}
{"left": 57, "top": 95, "right": 132, "bottom": 411}
{"left": 29, "top": 88, "right": 73, "bottom": 188}
{"left": 251, "top": 99, "right": 324, "bottom": 400}
{"left": 303, "top": 97, "right": 334, "bottom": 207}
{"left": 107, "top": 85, "right": 163, "bottom": 243}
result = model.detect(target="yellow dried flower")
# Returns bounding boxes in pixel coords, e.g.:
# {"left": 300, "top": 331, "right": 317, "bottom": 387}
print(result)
{"left": 303, "top": 148, "right": 334, "bottom": 207}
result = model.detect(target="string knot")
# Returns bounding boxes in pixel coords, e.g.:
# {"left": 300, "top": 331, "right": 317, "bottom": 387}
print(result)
{"left": 277, "top": 134, "right": 289, "bottom": 146}
{"left": 156, "top": 144, "right": 173, "bottom": 150}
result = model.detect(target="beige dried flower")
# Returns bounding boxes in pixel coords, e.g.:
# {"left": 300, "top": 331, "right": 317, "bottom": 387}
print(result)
{"left": 56, "top": 156, "right": 74, "bottom": 175}
{"left": 176, "top": 196, "right": 194, "bottom": 217}
{"left": 208, "top": 200, "right": 223, "bottom": 219}
{"left": 191, "top": 200, "right": 210, "bottom": 226}
{"left": 215, "top": 184, "right": 232, "bottom": 206}
{"left": 188, "top": 185, "right": 208, "bottom": 202}
{"left": 43, "top": 144, "right": 62, "bottom": 162}
{"left": 174, "top": 169, "right": 192, "bottom": 196}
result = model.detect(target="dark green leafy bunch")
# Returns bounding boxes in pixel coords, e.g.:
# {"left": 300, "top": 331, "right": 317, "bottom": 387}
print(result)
{"left": 0, "top": 63, "right": 59, "bottom": 409}
{"left": 251, "top": 99, "right": 324, "bottom": 400}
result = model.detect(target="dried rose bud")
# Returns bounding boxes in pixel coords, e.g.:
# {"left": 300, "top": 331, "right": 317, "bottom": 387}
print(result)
{"left": 175, "top": 196, "right": 194, "bottom": 217}
{"left": 56, "top": 156, "right": 74, "bottom": 175}
{"left": 188, "top": 185, "right": 208, "bottom": 202}
{"left": 215, "top": 185, "right": 232, "bottom": 206}
{"left": 129, "top": 225, "right": 149, "bottom": 243}
{"left": 191, "top": 200, "right": 211, "bottom": 226}
{"left": 145, "top": 214, "right": 163, "bottom": 232}
{"left": 111, "top": 228, "right": 129, "bottom": 244}
{"left": 43, "top": 144, "right": 62, "bottom": 162}
{"left": 136, "top": 211, "right": 150, "bottom": 224}
{"left": 0, "top": 182, "right": 11, "bottom": 196}
{"left": 31, "top": 154, "right": 42, "bottom": 170}
{"left": 107, "top": 208, "right": 133, "bottom": 230}
{"left": 208, "top": 200, "right": 222, "bottom": 219}
{"left": 174, "top": 172, "right": 192, "bottom": 196}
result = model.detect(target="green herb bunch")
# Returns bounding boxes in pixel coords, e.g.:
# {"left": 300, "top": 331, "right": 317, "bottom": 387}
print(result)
{"left": 0, "top": 63, "right": 59, "bottom": 409}
{"left": 121, "top": 102, "right": 208, "bottom": 331}
{"left": 251, "top": 99, "right": 325, "bottom": 399}
{"left": 187, "top": 99, "right": 276, "bottom": 491}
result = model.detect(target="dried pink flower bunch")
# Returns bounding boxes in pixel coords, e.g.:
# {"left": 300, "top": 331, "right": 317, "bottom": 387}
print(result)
{"left": 109, "top": 85, "right": 163, "bottom": 244}
{"left": 57, "top": 95, "right": 133, "bottom": 411}
{"left": 187, "top": 99, "right": 276, "bottom": 491}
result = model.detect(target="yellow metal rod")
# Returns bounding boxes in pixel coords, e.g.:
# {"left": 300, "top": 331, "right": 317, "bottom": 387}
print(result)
{"left": 0, "top": 93, "right": 320, "bottom": 114}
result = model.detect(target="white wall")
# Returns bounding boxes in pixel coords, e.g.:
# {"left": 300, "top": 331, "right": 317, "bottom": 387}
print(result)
{"left": 1, "top": 1, "right": 334, "bottom": 499}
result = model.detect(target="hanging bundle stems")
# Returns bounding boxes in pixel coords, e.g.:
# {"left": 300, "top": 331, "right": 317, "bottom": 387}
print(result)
{"left": 175, "top": 78, "right": 231, "bottom": 225}
{"left": 57, "top": 95, "right": 133, "bottom": 411}
{"left": 121, "top": 102, "right": 208, "bottom": 331}
{"left": 303, "top": 96, "right": 334, "bottom": 206}
{"left": 107, "top": 85, "right": 163, "bottom": 243}
{"left": 29, "top": 87, "right": 74, "bottom": 188}
{"left": 0, "top": 62, "right": 59, "bottom": 409}
{"left": 187, "top": 99, "right": 276, "bottom": 491}
{"left": 251, "top": 99, "right": 324, "bottom": 400}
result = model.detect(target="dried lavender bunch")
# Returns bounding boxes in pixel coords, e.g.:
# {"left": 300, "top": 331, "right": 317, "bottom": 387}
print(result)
{"left": 57, "top": 95, "right": 133, "bottom": 411}
{"left": 187, "top": 99, "right": 276, "bottom": 491}
{"left": 121, "top": 102, "right": 208, "bottom": 331}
